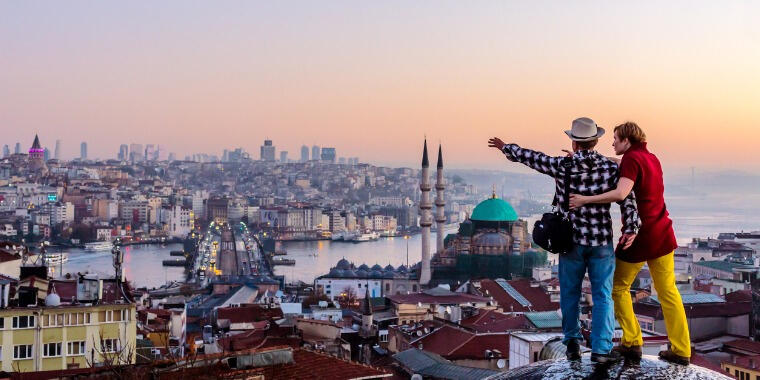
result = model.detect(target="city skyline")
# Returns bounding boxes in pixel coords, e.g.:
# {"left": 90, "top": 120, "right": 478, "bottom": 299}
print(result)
{"left": 2, "top": 2, "right": 759, "bottom": 171}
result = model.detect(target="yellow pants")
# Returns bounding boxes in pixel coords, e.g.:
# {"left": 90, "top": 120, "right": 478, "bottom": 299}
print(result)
{"left": 612, "top": 251, "right": 691, "bottom": 357}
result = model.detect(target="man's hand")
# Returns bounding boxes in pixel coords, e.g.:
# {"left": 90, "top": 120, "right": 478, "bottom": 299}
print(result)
{"left": 488, "top": 137, "right": 506, "bottom": 151}
{"left": 568, "top": 194, "right": 589, "bottom": 209}
{"left": 618, "top": 233, "right": 636, "bottom": 250}
{"left": 562, "top": 149, "right": 573, "bottom": 158}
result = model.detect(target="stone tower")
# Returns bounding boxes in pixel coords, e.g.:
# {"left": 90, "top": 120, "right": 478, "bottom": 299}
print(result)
{"left": 419, "top": 140, "right": 432, "bottom": 285}
{"left": 28, "top": 134, "right": 48, "bottom": 175}
{"left": 435, "top": 144, "right": 446, "bottom": 254}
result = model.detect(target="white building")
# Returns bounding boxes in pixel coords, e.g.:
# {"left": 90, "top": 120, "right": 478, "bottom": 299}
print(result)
{"left": 50, "top": 202, "right": 75, "bottom": 226}
{"left": 167, "top": 205, "right": 193, "bottom": 238}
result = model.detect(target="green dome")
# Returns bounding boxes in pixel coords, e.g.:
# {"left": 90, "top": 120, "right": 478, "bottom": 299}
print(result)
{"left": 471, "top": 196, "right": 518, "bottom": 222}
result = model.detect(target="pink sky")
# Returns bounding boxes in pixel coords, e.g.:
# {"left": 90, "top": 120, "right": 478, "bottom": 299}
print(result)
{"left": 1, "top": 2, "right": 759, "bottom": 171}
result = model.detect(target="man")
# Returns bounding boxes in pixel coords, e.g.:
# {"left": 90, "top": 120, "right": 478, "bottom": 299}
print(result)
{"left": 488, "top": 117, "right": 639, "bottom": 363}
{"left": 569, "top": 122, "right": 690, "bottom": 365}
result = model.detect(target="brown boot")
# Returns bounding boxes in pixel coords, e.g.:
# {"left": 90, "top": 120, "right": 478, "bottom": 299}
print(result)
{"left": 658, "top": 349, "right": 689, "bottom": 366}
{"left": 612, "top": 345, "right": 642, "bottom": 360}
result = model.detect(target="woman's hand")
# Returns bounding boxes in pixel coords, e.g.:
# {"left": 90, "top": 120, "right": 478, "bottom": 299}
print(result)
{"left": 569, "top": 194, "right": 589, "bottom": 209}
{"left": 618, "top": 233, "right": 637, "bottom": 250}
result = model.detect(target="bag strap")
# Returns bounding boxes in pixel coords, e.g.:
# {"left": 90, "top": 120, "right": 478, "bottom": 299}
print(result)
{"left": 561, "top": 157, "right": 573, "bottom": 217}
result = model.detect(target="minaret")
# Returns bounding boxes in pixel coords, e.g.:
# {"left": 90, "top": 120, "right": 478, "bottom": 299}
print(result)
{"left": 361, "top": 285, "right": 373, "bottom": 337}
{"left": 435, "top": 144, "right": 446, "bottom": 254}
{"left": 419, "top": 140, "right": 432, "bottom": 285}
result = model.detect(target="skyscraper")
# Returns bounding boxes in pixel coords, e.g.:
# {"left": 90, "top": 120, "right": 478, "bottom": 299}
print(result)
{"left": 300, "top": 145, "right": 309, "bottom": 162}
{"left": 419, "top": 140, "right": 432, "bottom": 285}
{"left": 320, "top": 147, "right": 336, "bottom": 163}
{"left": 14, "top": 142, "right": 21, "bottom": 154}
{"left": 145, "top": 144, "right": 155, "bottom": 161}
{"left": 44, "top": 147, "right": 50, "bottom": 161}
{"left": 260, "top": 139, "right": 275, "bottom": 161}
{"left": 311, "top": 145, "right": 320, "bottom": 161}
{"left": 2, "top": 145, "right": 9, "bottom": 158}
{"left": 280, "top": 151, "right": 288, "bottom": 163}
{"left": 129, "top": 143, "right": 143, "bottom": 162}
{"left": 80, "top": 142, "right": 87, "bottom": 160}
{"left": 119, "top": 144, "right": 129, "bottom": 161}
{"left": 54, "top": 139, "right": 61, "bottom": 160}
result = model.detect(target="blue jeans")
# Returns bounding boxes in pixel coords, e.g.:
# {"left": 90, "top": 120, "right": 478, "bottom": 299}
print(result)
{"left": 559, "top": 243, "right": 615, "bottom": 354}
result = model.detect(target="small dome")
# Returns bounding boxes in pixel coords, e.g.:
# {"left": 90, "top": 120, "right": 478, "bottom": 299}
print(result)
{"left": 358, "top": 264, "right": 370, "bottom": 271}
{"left": 384, "top": 264, "right": 395, "bottom": 272}
{"left": 383, "top": 271, "right": 395, "bottom": 279}
{"left": 471, "top": 196, "right": 518, "bottom": 222}
{"left": 45, "top": 292, "right": 61, "bottom": 307}
{"left": 371, "top": 264, "right": 383, "bottom": 271}
{"left": 355, "top": 269, "right": 370, "bottom": 278}
{"left": 344, "top": 270, "right": 357, "bottom": 278}
{"left": 471, "top": 231, "right": 512, "bottom": 255}
{"left": 369, "top": 270, "right": 383, "bottom": 278}
{"left": 329, "top": 268, "right": 343, "bottom": 277}
{"left": 397, "top": 265, "right": 408, "bottom": 273}
{"left": 336, "top": 258, "right": 351, "bottom": 270}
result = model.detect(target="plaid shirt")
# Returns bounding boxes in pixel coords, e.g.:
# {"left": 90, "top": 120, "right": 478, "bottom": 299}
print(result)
{"left": 502, "top": 144, "right": 639, "bottom": 247}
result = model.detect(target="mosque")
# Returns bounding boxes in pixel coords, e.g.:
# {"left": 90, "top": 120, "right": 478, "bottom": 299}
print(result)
{"left": 316, "top": 140, "right": 548, "bottom": 297}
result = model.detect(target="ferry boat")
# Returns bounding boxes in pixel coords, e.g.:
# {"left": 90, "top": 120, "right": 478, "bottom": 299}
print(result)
{"left": 84, "top": 241, "right": 113, "bottom": 252}
{"left": 347, "top": 231, "right": 379, "bottom": 242}
{"left": 42, "top": 252, "right": 69, "bottom": 265}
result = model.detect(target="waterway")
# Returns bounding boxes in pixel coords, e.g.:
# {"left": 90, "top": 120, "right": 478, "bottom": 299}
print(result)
{"left": 50, "top": 243, "right": 186, "bottom": 290}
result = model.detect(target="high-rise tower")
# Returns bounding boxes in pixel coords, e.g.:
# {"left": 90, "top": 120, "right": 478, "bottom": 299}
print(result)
{"left": 435, "top": 144, "right": 446, "bottom": 254}
{"left": 419, "top": 140, "right": 432, "bottom": 285}
{"left": 54, "top": 139, "right": 61, "bottom": 160}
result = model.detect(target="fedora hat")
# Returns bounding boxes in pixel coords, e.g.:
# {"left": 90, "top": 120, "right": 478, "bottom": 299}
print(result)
{"left": 565, "top": 117, "right": 605, "bottom": 142}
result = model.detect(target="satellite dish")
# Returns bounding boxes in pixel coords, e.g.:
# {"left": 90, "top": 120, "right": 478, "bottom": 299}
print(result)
{"left": 416, "top": 330, "right": 423, "bottom": 337}
{"left": 497, "top": 359, "right": 506, "bottom": 369}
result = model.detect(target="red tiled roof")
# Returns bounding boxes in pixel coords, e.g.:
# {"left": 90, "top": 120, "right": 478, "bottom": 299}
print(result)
{"left": 692, "top": 353, "right": 732, "bottom": 375}
{"left": 479, "top": 279, "right": 558, "bottom": 312}
{"left": 459, "top": 309, "right": 531, "bottom": 333}
{"left": 248, "top": 348, "right": 391, "bottom": 379}
{"left": 723, "top": 339, "right": 760, "bottom": 355}
{"left": 413, "top": 325, "right": 472, "bottom": 354}
{"left": 725, "top": 290, "right": 752, "bottom": 302}
{"left": 634, "top": 301, "right": 750, "bottom": 320}
{"left": 387, "top": 292, "right": 490, "bottom": 306}
{"left": 448, "top": 333, "right": 509, "bottom": 360}
{"left": 217, "top": 305, "right": 283, "bottom": 323}
{"left": 0, "top": 249, "right": 20, "bottom": 263}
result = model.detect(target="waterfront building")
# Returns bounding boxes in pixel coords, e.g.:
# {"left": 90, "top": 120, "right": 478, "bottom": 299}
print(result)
{"left": 260, "top": 139, "right": 275, "bottom": 161}
{"left": 80, "top": 141, "right": 87, "bottom": 160}
{"left": 315, "top": 259, "right": 419, "bottom": 301}
{"left": 320, "top": 147, "right": 336, "bottom": 163}
{"left": 300, "top": 145, "right": 309, "bottom": 162}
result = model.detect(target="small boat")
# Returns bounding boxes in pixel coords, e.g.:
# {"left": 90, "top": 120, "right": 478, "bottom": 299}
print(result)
{"left": 84, "top": 241, "right": 113, "bottom": 252}
{"left": 43, "top": 252, "right": 68, "bottom": 265}
{"left": 347, "top": 232, "right": 379, "bottom": 242}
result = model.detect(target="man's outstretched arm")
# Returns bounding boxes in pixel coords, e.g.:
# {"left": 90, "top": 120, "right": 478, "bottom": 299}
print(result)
{"left": 488, "top": 137, "right": 561, "bottom": 178}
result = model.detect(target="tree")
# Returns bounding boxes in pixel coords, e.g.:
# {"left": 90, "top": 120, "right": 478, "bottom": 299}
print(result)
{"left": 337, "top": 286, "right": 358, "bottom": 309}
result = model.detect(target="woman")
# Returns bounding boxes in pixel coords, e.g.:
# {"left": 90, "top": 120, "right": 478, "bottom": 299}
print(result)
{"left": 569, "top": 122, "right": 690, "bottom": 365}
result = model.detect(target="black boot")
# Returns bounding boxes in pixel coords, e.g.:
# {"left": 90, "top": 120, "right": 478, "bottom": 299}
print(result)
{"left": 566, "top": 339, "right": 581, "bottom": 361}
{"left": 591, "top": 350, "right": 622, "bottom": 364}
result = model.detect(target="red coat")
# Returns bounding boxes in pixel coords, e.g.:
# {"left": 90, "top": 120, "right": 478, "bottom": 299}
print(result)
{"left": 615, "top": 142, "right": 678, "bottom": 263}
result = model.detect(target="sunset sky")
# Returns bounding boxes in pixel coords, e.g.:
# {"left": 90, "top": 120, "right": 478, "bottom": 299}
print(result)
{"left": 1, "top": 1, "right": 759, "bottom": 171}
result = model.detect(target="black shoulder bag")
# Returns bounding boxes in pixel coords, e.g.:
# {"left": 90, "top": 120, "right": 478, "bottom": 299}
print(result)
{"left": 532, "top": 158, "right": 574, "bottom": 255}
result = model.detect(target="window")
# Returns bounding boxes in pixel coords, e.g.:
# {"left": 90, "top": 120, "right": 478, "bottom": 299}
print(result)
{"left": 0, "top": 317, "right": 4, "bottom": 329}
{"left": 13, "top": 345, "right": 33, "bottom": 359}
{"left": 12, "top": 315, "right": 35, "bottom": 329}
{"left": 43, "top": 342, "right": 62, "bottom": 357}
{"left": 104, "top": 310, "right": 114, "bottom": 322}
{"left": 413, "top": 285, "right": 418, "bottom": 292}
{"left": 101, "top": 339, "right": 119, "bottom": 353}
{"left": 121, "top": 309, "right": 129, "bottom": 321}
{"left": 385, "top": 283, "right": 390, "bottom": 292}
{"left": 68, "top": 341, "right": 85, "bottom": 356}
{"left": 65, "top": 312, "right": 89, "bottom": 326}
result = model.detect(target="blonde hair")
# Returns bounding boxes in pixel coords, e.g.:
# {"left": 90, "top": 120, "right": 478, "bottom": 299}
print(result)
{"left": 614, "top": 122, "right": 647, "bottom": 144}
